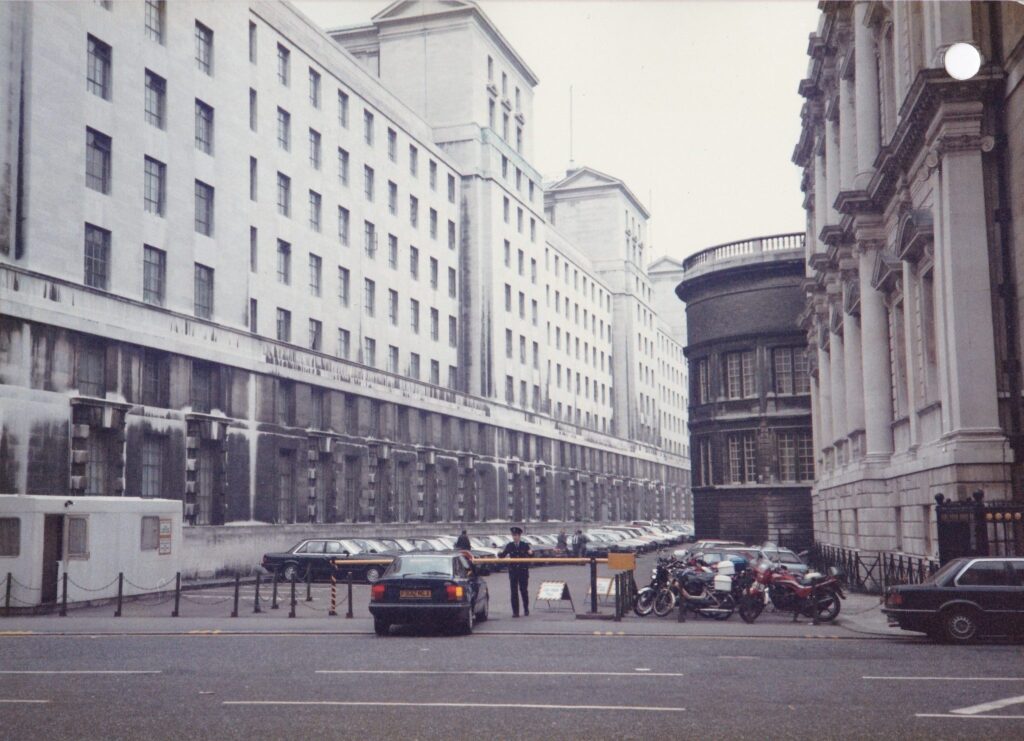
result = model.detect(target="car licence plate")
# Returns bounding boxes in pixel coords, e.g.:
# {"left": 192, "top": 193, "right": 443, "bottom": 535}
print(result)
{"left": 400, "top": 589, "right": 432, "bottom": 599}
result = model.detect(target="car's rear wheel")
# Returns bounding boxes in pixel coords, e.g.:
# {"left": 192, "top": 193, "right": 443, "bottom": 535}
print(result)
{"left": 281, "top": 563, "right": 299, "bottom": 582}
{"left": 373, "top": 618, "right": 390, "bottom": 637}
{"left": 365, "top": 567, "right": 382, "bottom": 584}
{"left": 458, "top": 607, "right": 474, "bottom": 635}
{"left": 475, "top": 596, "right": 489, "bottom": 622}
{"left": 943, "top": 607, "right": 979, "bottom": 644}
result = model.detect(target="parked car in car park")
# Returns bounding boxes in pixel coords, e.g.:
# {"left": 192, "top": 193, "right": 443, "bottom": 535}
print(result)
{"left": 260, "top": 539, "right": 394, "bottom": 583}
{"left": 369, "top": 552, "right": 490, "bottom": 635}
{"left": 882, "top": 557, "right": 1024, "bottom": 643}
{"left": 761, "top": 547, "right": 810, "bottom": 577}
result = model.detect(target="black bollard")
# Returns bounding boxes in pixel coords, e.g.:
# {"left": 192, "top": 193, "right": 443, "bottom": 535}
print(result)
{"left": 305, "top": 564, "right": 313, "bottom": 602}
{"left": 613, "top": 573, "right": 622, "bottom": 622}
{"left": 589, "top": 557, "right": 598, "bottom": 614}
{"left": 289, "top": 567, "right": 297, "bottom": 618}
{"left": 345, "top": 570, "right": 354, "bottom": 619}
{"left": 4, "top": 572, "right": 11, "bottom": 617}
{"left": 271, "top": 568, "right": 279, "bottom": 610}
{"left": 231, "top": 573, "right": 240, "bottom": 618}
{"left": 114, "top": 572, "right": 124, "bottom": 617}
{"left": 59, "top": 572, "right": 68, "bottom": 617}
{"left": 253, "top": 572, "right": 262, "bottom": 614}
{"left": 172, "top": 572, "right": 181, "bottom": 617}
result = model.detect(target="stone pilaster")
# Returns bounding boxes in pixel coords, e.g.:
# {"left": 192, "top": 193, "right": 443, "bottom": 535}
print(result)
{"left": 853, "top": 0, "right": 880, "bottom": 188}
{"left": 858, "top": 241, "right": 894, "bottom": 458}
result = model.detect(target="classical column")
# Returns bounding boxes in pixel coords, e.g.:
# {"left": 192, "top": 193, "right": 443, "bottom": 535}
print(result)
{"left": 816, "top": 339, "right": 833, "bottom": 462}
{"left": 854, "top": 1, "right": 880, "bottom": 188}
{"left": 829, "top": 319, "right": 847, "bottom": 461}
{"left": 933, "top": 107, "right": 1001, "bottom": 433}
{"left": 928, "top": 1, "right": 973, "bottom": 66}
{"left": 825, "top": 116, "right": 841, "bottom": 225}
{"left": 839, "top": 74, "right": 858, "bottom": 190}
{"left": 858, "top": 244, "right": 894, "bottom": 457}
{"left": 814, "top": 146, "right": 829, "bottom": 250}
{"left": 842, "top": 281, "right": 866, "bottom": 454}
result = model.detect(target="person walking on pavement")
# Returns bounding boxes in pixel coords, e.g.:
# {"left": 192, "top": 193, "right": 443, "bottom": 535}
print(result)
{"left": 500, "top": 526, "right": 533, "bottom": 617}
{"left": 454, "top": 529, "right": 471, "bottom": 550}
{"left": 556, "top": 529, "right": 568, "bottom": 555}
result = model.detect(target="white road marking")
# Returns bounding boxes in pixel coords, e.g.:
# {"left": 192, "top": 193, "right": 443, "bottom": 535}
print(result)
{"left": 316, "top": 669, "right": 684, "bottom": 677}
{"left": 0, "top": 699, "right": 50, "bottom": 704}
{"left": 225, "top": 700, "right": 687, "bottom": 712}
{"left": 916, "top": 714, "right": 1024, "bottom": 720}
{"left": 634, "top": 668, "right": 651, "bottom": 672}
{"left": 864, "top": 676, "right": 1024, "bottom": 682}
{"left": 0, "top": 670, "right": 161, "bottom": 675}
{"left": 950, "top": 695, "right": 1024, "bottom": 716}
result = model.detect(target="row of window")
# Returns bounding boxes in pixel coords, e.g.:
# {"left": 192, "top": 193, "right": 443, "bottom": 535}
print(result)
{"left": 692, "top": 347, "right": 811, "bottom": 405}
{"left": 692, "top": 431, "right": 814, "bottom": 486}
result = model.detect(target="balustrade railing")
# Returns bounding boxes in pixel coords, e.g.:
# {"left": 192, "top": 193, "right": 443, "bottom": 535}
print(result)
{"left": 682, "top": 232, "right": 805, "bottom": 272}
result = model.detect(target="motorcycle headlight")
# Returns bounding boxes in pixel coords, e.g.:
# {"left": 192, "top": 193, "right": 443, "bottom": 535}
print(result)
{"left": 651, "top": 568, "right": 658, "bottom": 578}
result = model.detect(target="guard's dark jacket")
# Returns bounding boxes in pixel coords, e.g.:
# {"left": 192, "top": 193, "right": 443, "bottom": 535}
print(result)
{"left": 500, "top": 539, "right": 533, "bottom": 572}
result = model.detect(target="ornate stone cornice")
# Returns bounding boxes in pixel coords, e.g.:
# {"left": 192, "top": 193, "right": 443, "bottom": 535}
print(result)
{"left": 819, "top": 223, "right": 845, "bottom": 247}
{"left": 870, "top": 248, "right": 902, "bottom": 293}
{"left": 895, "top": 208, "right": 934, "bottom": 263}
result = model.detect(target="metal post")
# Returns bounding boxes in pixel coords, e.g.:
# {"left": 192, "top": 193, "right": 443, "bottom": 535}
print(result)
{"left": 345, "top": 570, "right": 354, "bottom": 619}
{"left": 253, "top": 572, "right": 262, "bottom": 614}
{"left": 172, "top": 572, "right": 181, "bottom": 617}
{"left": 589, "top": 557, "right": 598, "bottom": 614}
{"left": 4, "top": 573, "right": 11, "bottom": 617}
{"left": 231, "top": 573, "right": 240, "bottom": 618}
{"left": 271, "top": 568, "right": 279, "bottom": 610}
{"left": 613, "top": 573, "right": 622, "bottom": 622}
{"left": 329, "top": 569, "right": 337, "bottom": 617}
{"left": 114, "top": 572, "right": 124, "bottom": 617}
{"left": 305, "top": 564, "right": 313, "bottom": 602}
{"left": 289, "top": 568, "right": 297, "bottom": 618}
{"left": 59, "top": 572, "right": 68, "bottom": 617}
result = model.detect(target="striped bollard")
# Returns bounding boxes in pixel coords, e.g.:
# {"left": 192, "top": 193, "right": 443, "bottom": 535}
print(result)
{"left": 329, "top": 570, "right": 337, "bottom": 616}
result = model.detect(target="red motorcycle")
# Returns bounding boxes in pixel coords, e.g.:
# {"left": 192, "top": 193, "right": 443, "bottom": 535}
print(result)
{"left": 738, "top": 560, "right": 845, "bottom": 624}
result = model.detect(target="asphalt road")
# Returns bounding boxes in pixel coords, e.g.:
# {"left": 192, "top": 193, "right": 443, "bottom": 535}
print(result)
{"left": 2, "top": 629, "right": 1024, "bottom": 740}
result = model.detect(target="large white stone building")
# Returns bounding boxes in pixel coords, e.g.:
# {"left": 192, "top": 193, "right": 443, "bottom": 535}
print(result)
{"left": 795, "top": 1, "right": 1024, "bottom": 559}
{"left": 0, "top": 0, "right": 690, "bottom": 527}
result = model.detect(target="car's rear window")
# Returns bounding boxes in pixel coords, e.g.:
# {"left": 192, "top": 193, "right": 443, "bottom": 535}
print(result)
{"left": 389, "top": 556, "right": 453, "bottom": 576}
{"left": 924, "top": 558, "right": 967, "bottom": 584}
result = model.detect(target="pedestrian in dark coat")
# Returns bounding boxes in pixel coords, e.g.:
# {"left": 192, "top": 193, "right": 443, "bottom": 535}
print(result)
{"left": 500, "top": 526, "right": 533, "bottom": 617}
{"left": 556, "top": 529, "right": 568, "bottom": 554}
{"left": 454, "top": 529, "right": 471, "bottom": 550}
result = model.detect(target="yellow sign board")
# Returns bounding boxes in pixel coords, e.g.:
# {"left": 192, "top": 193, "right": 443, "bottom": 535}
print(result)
{"left": 607, "top": 552, "right": 636, "bottom": 571}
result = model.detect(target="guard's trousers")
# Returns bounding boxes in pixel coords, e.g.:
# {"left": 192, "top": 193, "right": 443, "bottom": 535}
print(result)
{"left": 508, "top": 569, "right": 529, "bottom": 615}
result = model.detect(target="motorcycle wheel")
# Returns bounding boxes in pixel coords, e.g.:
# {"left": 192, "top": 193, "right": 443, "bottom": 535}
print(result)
{"left": 634, "top": 588, "right": 657, "bottom": 617}
{"left": 708, "top": 593, "right": 735, "bottom": 621}
{"left": 811, "top": 591, "right": 841, "bottom": 622}
{"left": 653, "top": 588, "right": 677, "bottom": 617}
{"left": 739, "top": 595, "right": 764, "bottom": 624}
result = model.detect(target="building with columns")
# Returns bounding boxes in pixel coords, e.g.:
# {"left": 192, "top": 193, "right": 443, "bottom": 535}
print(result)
{"left": 795, "top": 1, "right": 1024, "bottom": 559}
{"left": 0, "top": 0, "right": 689, "bottom": 533}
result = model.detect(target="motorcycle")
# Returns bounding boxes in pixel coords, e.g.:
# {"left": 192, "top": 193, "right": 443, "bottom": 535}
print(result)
{"left": 738, "top": 560, "right": 845, "bottom": 624}
{"left": 634, "top": 556, "right": 676, "bottom": 616}
{"left": 653, "top": 560, "right": 736, "bottom": 620}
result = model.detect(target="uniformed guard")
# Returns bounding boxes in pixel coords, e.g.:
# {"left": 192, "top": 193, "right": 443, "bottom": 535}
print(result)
{"left": 500, "top": 526, "right": 533, "bottom": 617}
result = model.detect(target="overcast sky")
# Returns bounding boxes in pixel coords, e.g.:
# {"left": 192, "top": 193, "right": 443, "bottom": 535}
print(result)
{"left": 294, "top": 0, "right": 821, "bottom": 261}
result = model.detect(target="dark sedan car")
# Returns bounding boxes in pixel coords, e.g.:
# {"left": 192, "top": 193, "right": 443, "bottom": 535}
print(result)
{"left": 369, "top": 552, "right": 489, "bottom": 636}
{"left": 260, "top": 539, "right": 394, "bottom": 584}
{"left": 883, "top": 557, "right": 1024, "bottom": 642}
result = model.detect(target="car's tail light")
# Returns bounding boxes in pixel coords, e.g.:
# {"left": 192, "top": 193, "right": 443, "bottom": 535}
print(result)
{"left": 446, "top": 584, "right": 464, "bottom": 601}
{"left": 371, "top": 583, "right": 386, "bottom": 601}
{"left": 885, "top": 590, "right": 902, "bottom": 607}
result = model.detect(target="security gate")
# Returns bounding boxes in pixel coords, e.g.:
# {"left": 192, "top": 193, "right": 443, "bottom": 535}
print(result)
{"left": 935, "top": 492, "right": 1024, "bottom": 563}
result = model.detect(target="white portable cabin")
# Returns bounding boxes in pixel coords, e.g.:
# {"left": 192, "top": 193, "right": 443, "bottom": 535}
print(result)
{"left": 0, "top": 494, "right": 182, "bottom": 608}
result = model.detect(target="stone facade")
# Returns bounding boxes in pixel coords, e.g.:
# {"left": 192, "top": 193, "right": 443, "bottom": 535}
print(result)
{"left": 0, "top": 0, "right": 690, "bottom": 526}
{"left": 675, "top": 234, "right": 814, "bottom": 550}
{"left": 795, "top": 1, "right": 1024, "bottom": 559}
